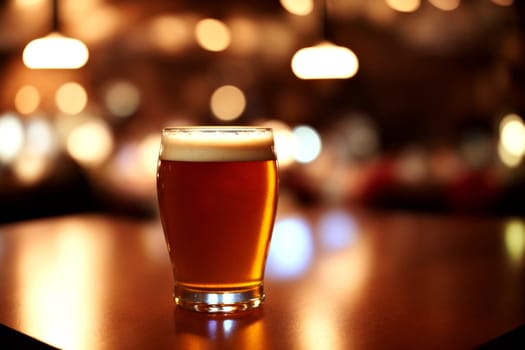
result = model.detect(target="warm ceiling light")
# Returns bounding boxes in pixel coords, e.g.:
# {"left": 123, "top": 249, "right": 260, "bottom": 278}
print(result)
{"left": 23, "top": 32, "right": 89, "bottom": 69}
{"left": 291, "top": 41, "right": 358, "bottom": 79}
{"left": 290, "top": 0, "right": 359, "bottom": 80}
{"left": 280, "top": 0, "right": 314, "bottom": 16}
{"left": 428, "top": 0, "right": 460, "bottom": 11}
{"left": 22, "top": 0, "right": 89, "bottom": 69}
{"left": 385, "top": 0, "right": 421, "bottom": 13}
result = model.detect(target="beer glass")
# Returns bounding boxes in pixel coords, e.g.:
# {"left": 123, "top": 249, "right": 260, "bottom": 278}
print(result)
{"left": 157, "top": 126, "right": 279, "bottom": 313}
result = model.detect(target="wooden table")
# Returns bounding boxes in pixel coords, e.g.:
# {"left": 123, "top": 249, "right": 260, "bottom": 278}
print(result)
{"left": 0, "top": 200, "right": 524, "bottom": 349}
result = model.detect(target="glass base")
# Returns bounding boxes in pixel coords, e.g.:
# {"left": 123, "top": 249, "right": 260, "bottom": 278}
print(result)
{"left": 173, "top": 284, "right": 265, "bottom": 313}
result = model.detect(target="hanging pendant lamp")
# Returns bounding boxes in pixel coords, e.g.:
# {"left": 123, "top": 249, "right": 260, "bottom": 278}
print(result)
{"left": 23, "top": 0, "right": 89, "bottom": 69}
{"left": 291, "top": 0, "right": 358, "bottom": 80}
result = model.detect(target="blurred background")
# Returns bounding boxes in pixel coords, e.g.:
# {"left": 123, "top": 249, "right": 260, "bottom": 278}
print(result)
{"left": 0, "top": 0, "right": 524, "bottom": 223}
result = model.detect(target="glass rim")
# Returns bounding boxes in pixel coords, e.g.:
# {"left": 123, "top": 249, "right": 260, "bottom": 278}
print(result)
{"left": 162, "top": 126, "right": 273, "bottom": 133}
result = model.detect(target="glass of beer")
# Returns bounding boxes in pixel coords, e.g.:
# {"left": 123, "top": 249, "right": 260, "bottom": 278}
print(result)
{"left": 156, "top": 126, "right": 279, "bottom": 313}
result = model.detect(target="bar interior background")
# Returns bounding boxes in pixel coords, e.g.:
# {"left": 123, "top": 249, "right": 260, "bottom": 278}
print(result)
{"left": 0, "top": 0, "right": 524, "bottom": 223}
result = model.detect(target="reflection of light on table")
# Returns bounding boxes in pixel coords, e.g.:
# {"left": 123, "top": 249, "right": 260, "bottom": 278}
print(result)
{"left": 298, "top": 210, "right": 369, "bottom": 350}
{"left": 266, "top": 216, "right": 314, "bottom": 279}
{"left": 301, "top": 310, "right": 339, "bottom": 350}
{"left": 318, "top": 209, "right": 357, "bottom": 252}
{"left": 207, "top": 318, "right": 234, "bottom": 339}
{"left": 16, "top": 219, "right": 110, "bottom": 349}
{"left": 203, "top": 313, "right": 267, "bottom": 349}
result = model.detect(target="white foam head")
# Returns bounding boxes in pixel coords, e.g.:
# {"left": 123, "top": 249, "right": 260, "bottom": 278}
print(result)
{"left": 160, "top": 126, "right": 276, "bottom": 162}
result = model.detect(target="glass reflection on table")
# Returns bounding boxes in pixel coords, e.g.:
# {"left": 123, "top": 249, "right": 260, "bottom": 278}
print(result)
{"left": 172, "top": 308, "right": 269, "bottom": 349}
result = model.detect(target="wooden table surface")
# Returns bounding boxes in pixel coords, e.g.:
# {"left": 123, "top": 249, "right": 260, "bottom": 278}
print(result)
{"left": 0, "top": 199, "right": 524, "bottom": 349}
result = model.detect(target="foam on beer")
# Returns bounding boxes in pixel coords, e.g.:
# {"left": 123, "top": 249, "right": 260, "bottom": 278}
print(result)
{"left": 160, "top": 127, "right": 276, "bottom": 162}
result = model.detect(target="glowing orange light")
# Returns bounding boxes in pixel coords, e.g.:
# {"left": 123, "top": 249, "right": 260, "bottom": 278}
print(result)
{"left": 195, "top": 18, "right": 231, "bottom": 52}
{"left": 291, "top": 41, "right": 359, "bottom": 80}
{"left": 55, "top": 82, "right": 88, "bottom": 115}
{"left": 210, "top": 85, "right": 246, "bottom": 121}
{"left": 23, "top": 32, "right": 89, "bottom": 69}
{"left": 15, "top": 85, "right": 41, "bottom": 115}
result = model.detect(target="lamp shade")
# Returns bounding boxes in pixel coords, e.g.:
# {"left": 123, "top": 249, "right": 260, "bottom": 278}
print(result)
{"left": 291, "top": 41, "right": 358, "bottom": 79}
{"left": 23, "top": 32, "right": 89, "bottom": 69}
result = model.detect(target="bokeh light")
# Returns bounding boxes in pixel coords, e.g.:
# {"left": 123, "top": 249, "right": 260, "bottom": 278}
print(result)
{"left": 72, "top": 5, "right": 122, "bottom": 44}
{"left": 318, "top": 210, "right": 358, "bottom": 252}
{"left": 428, "top": 0, "right": 460, "bottom": 11}
{"left": 280, "top": 0, "right": 314, "bottom": 16}
{"left": 25, "top": 117, "right": 57, "bottom": 157}
{"left": 259, "top": 19, "right": 295, "bottom": 61}
{"left": 55, "top": 82, "right": 88, "bottom": 115}
{"left": 498, "top": 141, "right": 521, "bottom": 168}
{"left": 291, "top": 42, "right": 359, "bottom": 80}
{"left": 330, "top": 115, "right": 380, "bottom": 161}
{"left": 104, "top": 80, "right": 141, "bottom": 119}
{"left": 385, "top": 0, "right": 421, "bottom": 13}
{"left": 66, "top": 118, "right": 114, "bottom": 168}
{"left": 106, "top": 137, "right": 157, "bottom": 198}
{"left": 12, "top": 117, "right": 56, "bottom": 184}
{"left": 210, "top": 85, "right": 246, "bottom": 121}
{"left": 504, "top": 219, "right": 525, "bottom": 266}
{"left": 148, "top": 15, "right": 192, "bottom": 53}
{"left": 266, "top": 216, "right": 314, "bottom": 279}
{"left": 12, "top": 152, "right": 50, "bottom": 186}
{"left": 14, "top": 85, "right": 41, "bottom": 115}
{"left": 491, "top": 0, "right": 513, "bottom": 6}
{"left": 459, "top": 130, "right": 493, "bottom": 169}
{"left": 15, "top": 0, "right": 42, "bottom": 6}
{"left": 227, "top": 17, "right": 259, "bottom": 55}
{"left": 395, "top": 146, "right": 429, "bottom": 185}
{"left": 23, "top": 33, "right": 89, "bottom": 69}
{"left": 138, "top": 133, "right": 161, "bottom": 179}
{"left": 499, "top": 113, "right": 525, "bottom": 158}
{"left": 0, "top": 113, "right": 24, "bottom": 164}
{"left": 195, "top": 18, "right": 231, "bottom": 52}
{"left": 293, "top": 125, "right": 322, "bottom": 163}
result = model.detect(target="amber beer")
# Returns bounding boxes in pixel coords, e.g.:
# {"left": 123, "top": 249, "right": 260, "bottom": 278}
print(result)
{"left": 157, "top": 127, "right": 278, "bottom": 313}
